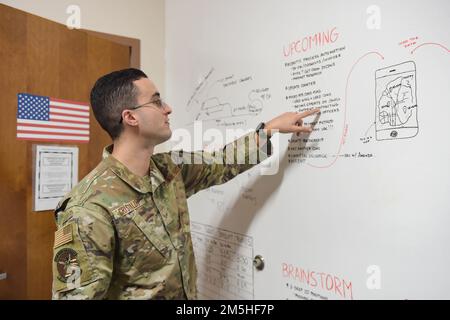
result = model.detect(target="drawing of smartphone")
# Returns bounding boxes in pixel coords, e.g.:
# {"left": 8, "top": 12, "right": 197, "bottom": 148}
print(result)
{"left": 375, "top": 61, "right": 418, "bottom": 141}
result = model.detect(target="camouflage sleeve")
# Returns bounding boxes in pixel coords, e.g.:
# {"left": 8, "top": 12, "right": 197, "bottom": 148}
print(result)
{"left": 52, "top": 204, "right": 115, "bottom": 300}
{"left": 178, "top": 131, "right": 272, "bottom": 198}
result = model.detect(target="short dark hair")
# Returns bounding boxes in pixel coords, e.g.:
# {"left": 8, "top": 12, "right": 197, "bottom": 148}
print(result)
{"left": 90, "top": 68, "right": 148, "bottom": 139}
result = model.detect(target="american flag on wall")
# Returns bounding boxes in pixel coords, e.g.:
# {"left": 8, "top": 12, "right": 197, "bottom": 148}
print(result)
{"left": 16, "top": 93, "right": 90, "bottom": 143}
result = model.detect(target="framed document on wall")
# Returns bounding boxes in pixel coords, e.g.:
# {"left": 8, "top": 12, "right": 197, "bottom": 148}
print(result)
{"left": 32, "top": 145, "right": 78, "bottom": 211}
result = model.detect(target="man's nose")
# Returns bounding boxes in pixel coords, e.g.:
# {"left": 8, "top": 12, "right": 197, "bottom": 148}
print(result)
{"left": 164, "top": 102, "right": 172, "bottom": 115}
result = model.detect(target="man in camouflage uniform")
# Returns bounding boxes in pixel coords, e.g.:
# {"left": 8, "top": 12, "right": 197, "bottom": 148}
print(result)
{"left": 52, "top": 68, "right": 319, "bottom": 299}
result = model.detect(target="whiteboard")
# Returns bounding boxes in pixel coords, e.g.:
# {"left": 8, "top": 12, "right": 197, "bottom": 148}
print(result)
{"left": 165, "top": 0, "right": 450, "bottom": 299}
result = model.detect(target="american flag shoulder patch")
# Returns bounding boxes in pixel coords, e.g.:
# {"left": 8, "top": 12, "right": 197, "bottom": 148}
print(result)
{"left": 54, "top": 224, "right": 74, "bottom": 248}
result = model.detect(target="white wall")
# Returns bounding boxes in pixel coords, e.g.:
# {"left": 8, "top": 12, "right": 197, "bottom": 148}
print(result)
{"left": 0, "top": 0, "right": 165, "bottom": 95}
{"left": 166, "top": 0, "right": 450, "bottom": 299}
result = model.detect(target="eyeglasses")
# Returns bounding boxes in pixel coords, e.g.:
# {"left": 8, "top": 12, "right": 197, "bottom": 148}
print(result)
{"left": 119, "top": 97, "right": 168, "bottom": 124}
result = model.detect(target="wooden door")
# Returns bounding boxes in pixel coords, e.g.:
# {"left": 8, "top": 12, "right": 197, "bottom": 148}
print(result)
{"left": 0, "top": 4, "right": 133, "bottom": 299}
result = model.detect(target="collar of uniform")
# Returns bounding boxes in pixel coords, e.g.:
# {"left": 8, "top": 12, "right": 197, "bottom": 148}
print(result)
{"left": 102, "top": 145, "right": 181, "bottom": 193}
{"left": 150, "top": 152, "right": 181, "bottom": 186}
{"left": 149, "top": 157, "right": 165, "bottom": 191}
{"left": 102, "top": 145, "right": 153, "bottom": 194}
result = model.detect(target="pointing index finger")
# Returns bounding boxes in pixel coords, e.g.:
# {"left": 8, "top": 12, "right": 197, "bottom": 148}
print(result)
{"left": 297, "top": 108, "right": 320, "bottom": 119}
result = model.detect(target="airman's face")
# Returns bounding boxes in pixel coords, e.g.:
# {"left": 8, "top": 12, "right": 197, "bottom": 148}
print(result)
{"left": 129, "top": 77, "right": 173, "bottom": 145}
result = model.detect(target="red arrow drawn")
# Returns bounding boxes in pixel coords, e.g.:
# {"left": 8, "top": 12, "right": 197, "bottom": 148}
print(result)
{"left": 307, "top": 51, "right": 384, "bottom": 169}
{"left": 411, "top": 42, "right": 450, "bottom": 55}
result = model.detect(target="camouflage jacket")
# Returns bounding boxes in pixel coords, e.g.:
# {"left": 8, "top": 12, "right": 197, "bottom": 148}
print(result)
{"left": 52, "top": 131, "right": 271, "bottom": 300}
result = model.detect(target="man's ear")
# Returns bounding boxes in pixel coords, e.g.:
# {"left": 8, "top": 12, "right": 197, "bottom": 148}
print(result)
{"left": 121, "top": 110, "right": 139, "bottom": 127}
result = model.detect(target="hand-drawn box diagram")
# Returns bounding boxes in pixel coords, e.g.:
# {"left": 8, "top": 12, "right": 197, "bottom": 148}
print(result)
{"left": 186, "top": 68, "right": 271, "bottom": 127}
